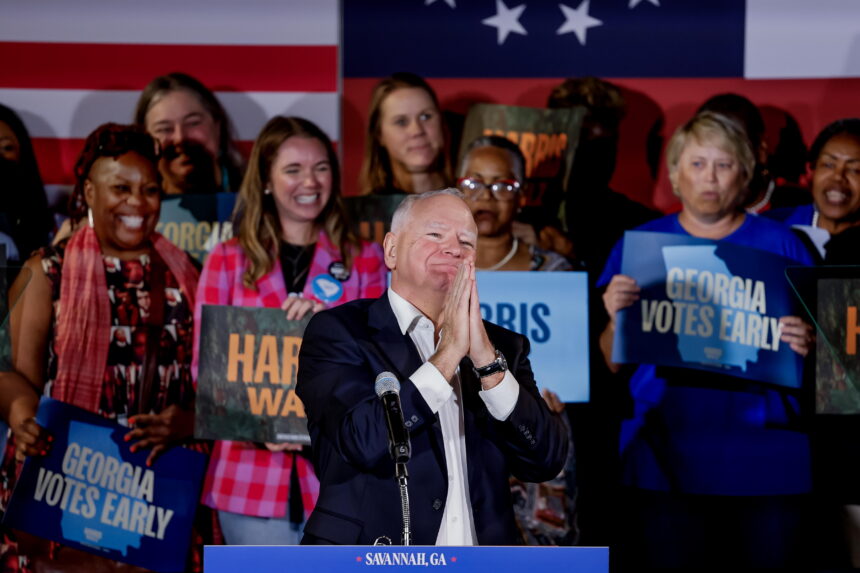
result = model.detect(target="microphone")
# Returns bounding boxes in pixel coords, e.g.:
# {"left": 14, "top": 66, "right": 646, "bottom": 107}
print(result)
{"left": 375, "top": 372, "right": 412, "bottom": 464}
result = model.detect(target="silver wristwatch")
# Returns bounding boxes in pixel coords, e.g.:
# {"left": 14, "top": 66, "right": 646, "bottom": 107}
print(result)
{"left": 473, "top": 349, "right": 508, "bottom": 378}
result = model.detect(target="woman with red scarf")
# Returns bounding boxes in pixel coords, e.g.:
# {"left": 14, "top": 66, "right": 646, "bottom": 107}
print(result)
{"left": 0, "top": 124, "right": 206, "bottom": 571}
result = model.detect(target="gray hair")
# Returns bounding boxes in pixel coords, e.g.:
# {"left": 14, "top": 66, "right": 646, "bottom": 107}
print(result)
{"left": 458, "top": 135, "right": 526, "bottom": 182}
{"left": 390, "top": 188, "right": 465, "bottom": 233}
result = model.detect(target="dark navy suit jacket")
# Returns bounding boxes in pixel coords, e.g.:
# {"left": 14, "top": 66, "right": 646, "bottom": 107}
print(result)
{"left": 296, "top": 292, "right": 569, "bottom": 545}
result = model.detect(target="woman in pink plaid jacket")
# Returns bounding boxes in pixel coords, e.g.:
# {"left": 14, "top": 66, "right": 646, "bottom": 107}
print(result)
{"left": 192, "top": 117, "right": 386, "bottom": 545}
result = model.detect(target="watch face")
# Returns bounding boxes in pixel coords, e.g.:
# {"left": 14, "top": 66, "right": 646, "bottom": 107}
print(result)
{"left": 474, "top": 349, "right": 508, "bottom": 378}
{"left": 498, "top": 352, "right": 507, "bottom": 371}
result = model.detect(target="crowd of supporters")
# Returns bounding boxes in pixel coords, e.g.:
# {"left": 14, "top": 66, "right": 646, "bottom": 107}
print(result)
{"left": 1, "top": 70, "right": 859, "bottom": 571}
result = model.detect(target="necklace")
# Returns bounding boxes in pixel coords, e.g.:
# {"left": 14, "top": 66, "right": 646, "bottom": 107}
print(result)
{"left": 812, "top": 209, "right": 819, "bottom": 228}
{"left": 280, "top": 242, "right": 314, "bottom": 292}
{"left": 746, "top": 180, "right": 775, "bottom": 213}
{"left": 478, "top": 237, "right": 519, "bottom": 271}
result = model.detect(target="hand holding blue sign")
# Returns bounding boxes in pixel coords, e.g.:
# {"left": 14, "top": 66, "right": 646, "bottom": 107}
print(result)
{"left": 12, "top": 415, "right": 53, "bottom": 462}
{"left": 778, "top": 315, "right": 814, "bottom": 357}
{"left": 4, "top": 398, "right": 206, "bottom": 572}
{"left": 605, "top": 230, "right": 815, "bottom": 388}
{"left": 124, "top": 404, "right": 195, "bottom": 467}
{"left": 603, "top": 274, "right": 640, "bottom": 323}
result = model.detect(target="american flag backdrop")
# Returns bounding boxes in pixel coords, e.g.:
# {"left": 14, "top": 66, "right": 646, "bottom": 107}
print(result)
{"left": 2, "top": 1, "right": 859, "bottom": 210}
{"left": 0, "top": 0, "right": 339, "bottom": 204}
{"left": 341, "top": 0, "right": 860, "bottom": 210}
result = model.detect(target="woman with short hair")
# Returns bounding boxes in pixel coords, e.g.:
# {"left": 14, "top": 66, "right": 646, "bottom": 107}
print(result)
{"left": 599, "top": 111, "right": 815, "bottom": 569}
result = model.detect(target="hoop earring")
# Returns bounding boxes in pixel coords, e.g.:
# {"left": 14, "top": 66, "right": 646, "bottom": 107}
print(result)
{"left": 88, "top": 208, "right": 94, "bottom": 228}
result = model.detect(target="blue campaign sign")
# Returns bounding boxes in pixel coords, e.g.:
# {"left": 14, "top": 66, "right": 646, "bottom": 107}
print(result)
{"left": 3, "top": 397, "right": 206, "bottom": 572}
{"left": 205, "top": 545, "right": 608, "bottom": 573}
{"left": 156, "top": 192, "right": 236, "bottom": 263}
{"left": 614, "top": 231, "right": 804, "bottom": 388}
{"left": 476, "top": 271, "right": 589, "bottom": 402}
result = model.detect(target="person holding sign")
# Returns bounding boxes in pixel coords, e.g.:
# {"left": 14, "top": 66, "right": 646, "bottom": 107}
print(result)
{"left": 0, "top": 124, "right": 208, "bottom": 571}
{"left": 598, "top": 112, "right": 815, "bottom": 569}
{"left": 459, "top": 136, "right": 573, "bottom": 272}
{"left": 193, "top": 116, "right": 386, "bottom": 545}
{"left": 360, "top": 72, "right": 451, "bottom": 196}
{"left": 296, "top": 189, "right": 569, "bottom": 545}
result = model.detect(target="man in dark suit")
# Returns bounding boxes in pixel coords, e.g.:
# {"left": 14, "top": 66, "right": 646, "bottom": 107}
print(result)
{"left": 296, "top": 189, "right": 569, "bottom": 545}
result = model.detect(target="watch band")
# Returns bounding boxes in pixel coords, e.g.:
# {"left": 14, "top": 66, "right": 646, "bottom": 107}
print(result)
{"left": 473, "top": 349, "right": 507, "bottom": 378}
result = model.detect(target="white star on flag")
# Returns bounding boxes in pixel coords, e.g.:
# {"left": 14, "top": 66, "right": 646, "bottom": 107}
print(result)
{"left": 557, "top": 1, "right": 602, "bottom": 46}
{"left": 425, "top": 0, "right": 457, "bottom": 8}
{"left": 629, "top": 0, "right": 659, "bottom": 8}
{"left": 482, "top": 0, "right": 528, "bottom": 45}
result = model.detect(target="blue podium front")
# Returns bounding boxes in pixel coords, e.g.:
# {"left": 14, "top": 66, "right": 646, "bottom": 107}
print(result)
{"left": 204, "top": 546, "right": 608, "bottom": 572}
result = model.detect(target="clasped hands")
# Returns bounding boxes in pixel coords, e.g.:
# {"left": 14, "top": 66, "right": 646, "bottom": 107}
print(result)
{"left": 430, "top": 261, "right": 503, "bottom": 389}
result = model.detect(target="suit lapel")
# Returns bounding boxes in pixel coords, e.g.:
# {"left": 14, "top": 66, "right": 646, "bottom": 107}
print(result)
{"left": 366, "top": 293, "right": 423, "bottom": 383}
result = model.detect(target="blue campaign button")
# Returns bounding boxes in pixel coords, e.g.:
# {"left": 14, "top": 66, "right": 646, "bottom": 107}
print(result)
{"left": 311, "top": 274, "right": 344, "bottom": 303}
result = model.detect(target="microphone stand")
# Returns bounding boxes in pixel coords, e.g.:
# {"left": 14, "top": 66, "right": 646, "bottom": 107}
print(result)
{"left": 396, "top": 462, "right": 412, "bottom": 546}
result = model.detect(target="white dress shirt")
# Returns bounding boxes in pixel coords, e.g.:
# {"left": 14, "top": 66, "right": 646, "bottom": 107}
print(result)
{"left": 387, "top": 289, "right": 520, "bottom": 545}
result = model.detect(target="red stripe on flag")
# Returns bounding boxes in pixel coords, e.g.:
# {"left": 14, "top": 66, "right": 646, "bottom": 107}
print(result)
{"left": 2, "top": 42, "right": 337, "bottom": 92}
{"left": 342, "top": 77, "right": 860, "bottom": 207}
{"left": 33, "top": 138, "right": 85, "bottom": 186}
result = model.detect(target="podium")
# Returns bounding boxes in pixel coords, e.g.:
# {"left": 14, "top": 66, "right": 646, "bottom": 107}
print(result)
{"left": 204, "top": 546, "right": 608, "bottom": 572}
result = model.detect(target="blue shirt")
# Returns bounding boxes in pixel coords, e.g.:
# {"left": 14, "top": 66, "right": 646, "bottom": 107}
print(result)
{"left": 598, "top": 214, "right": 813, "bottom": 495}
{"left": 763, "top": 204, "right": 815, "bottom": 227}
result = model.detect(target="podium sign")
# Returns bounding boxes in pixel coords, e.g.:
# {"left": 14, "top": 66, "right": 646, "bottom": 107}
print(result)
{"left": 204, "top": 546, "right": 608, "bottom": 573}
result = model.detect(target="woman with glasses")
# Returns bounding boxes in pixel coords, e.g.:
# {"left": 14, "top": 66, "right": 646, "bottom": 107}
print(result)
{"left": 459, "top": 135, "right": 575, "bottom": 545}
{"left": 459, "top": 136, "right": 572, "bottom": 271}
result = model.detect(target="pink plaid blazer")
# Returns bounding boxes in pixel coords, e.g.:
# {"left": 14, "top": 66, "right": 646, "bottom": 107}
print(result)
{"left": 193, "top": 232, "right": 386, "bottom": 518}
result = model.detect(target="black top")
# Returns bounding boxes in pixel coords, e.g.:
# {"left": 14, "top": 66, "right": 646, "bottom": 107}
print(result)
{"left": 279, "top": 241, "right": 315, "bottom": 293}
